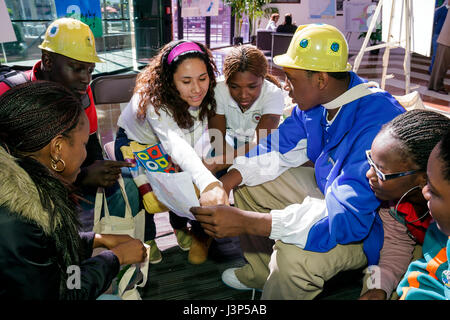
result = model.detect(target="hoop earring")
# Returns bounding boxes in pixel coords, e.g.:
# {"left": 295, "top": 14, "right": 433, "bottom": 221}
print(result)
{"left": 51, "top": 158, "right": 65, "bottom": 173}
{"left": 393, "top": 185, "right": 429, "bottom": 223}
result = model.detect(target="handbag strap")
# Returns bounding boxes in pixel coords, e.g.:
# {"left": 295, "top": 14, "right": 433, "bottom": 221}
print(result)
{"left": 118, "top": 243, "right": 150, "bottom": 298}
{"left": 93, "top": 175, "right": 133, "bottom": 222}
{"left": 94, "top": 187, "right": 105, "bottom": 226}
{"left": 116, "top": 175, "right": 133, "bottom": 219}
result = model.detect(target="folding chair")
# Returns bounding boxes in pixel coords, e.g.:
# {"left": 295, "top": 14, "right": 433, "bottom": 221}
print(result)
{"left": 90, "top": 72, "right": 139, "bottom": 157}
{"left": 91, "top": 72, "right": 138, "bottom": 105}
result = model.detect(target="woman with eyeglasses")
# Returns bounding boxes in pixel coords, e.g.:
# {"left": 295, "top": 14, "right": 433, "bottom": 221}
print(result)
{"left": 359, "top": 109, "right": 450, "bottom": 300}
{"left": 396, "top": 128, "right": 450, "bottom": 300}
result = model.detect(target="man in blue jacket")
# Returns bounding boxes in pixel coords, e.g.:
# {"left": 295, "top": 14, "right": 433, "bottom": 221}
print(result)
{"left": 192, "top": 24, "right": 405, "bottom": 299}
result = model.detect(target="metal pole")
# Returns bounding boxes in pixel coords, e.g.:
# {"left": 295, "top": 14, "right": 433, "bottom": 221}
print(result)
{"left": 403, "top": 0, "right": 411, "bottom": 94}
{"left": 381, "top": 0, "right": 396, "bottom": 89}
{"left": 1, "top": 43, "right": 7, "bottom": 64}
{"left": 353, "top": 0, "right": 384, "bottom": 73}
{"left": 129, "top": 0, "right": 138, "bottom": 71}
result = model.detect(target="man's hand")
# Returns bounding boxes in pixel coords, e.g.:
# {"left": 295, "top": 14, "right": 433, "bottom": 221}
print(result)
{"left": 78, "top": 160, "right": 134, "bottom": 188}
{"left": 190, "top": 205, "right": 248, "bottom": 238}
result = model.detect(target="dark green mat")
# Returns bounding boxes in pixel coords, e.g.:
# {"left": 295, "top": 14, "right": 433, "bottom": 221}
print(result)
{"left": 140, "top": 237, "right": 262, "bottom": 300}
{"left": 139, "top": 236, "right": 362, "bottom": 300}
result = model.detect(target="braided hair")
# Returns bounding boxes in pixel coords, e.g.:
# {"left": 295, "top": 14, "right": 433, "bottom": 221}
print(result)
{"left": 380, "top": 109, "right": 450, "bottom": 171}
{"left": 0, "top": 81, "right": 84, "bottom": 297}
{"left": 223, "top": 44, "right": 281, "bottom": 88}
{"left": 437, "top": 127, "right": 450, "bottom": 181}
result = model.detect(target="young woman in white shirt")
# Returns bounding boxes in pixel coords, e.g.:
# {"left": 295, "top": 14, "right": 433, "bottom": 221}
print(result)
{"left": 265, "top": 13, "right": 279, "bottom": 31}
{"left": 206, "top": 44, "right": 286, "bottom": 175}
{"left": 115, "top": 40, "right": 228, "bottom": 265}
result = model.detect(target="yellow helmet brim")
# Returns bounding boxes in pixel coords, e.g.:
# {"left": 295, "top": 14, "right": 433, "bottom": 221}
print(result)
{"left": 274, "top": 53, "right": 352, "bottom": 72}
{"left": 39, "top": 18, "right": 104, "bottom": 64}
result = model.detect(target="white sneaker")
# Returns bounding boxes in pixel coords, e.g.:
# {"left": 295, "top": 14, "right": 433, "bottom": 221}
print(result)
{"left": 221, "top": 268, "right": 254, "bottom": 291}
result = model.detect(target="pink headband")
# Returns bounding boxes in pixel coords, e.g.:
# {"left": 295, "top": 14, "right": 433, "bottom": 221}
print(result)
{"left": 167, "top": 42, "right": 203, "bottom": 65}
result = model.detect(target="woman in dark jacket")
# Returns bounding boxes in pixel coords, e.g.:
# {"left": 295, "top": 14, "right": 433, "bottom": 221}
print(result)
{"left": 0, "top": 81, "right": 147, "bottom": 300}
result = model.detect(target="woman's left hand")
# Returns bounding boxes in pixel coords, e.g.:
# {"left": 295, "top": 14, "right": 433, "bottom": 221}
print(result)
{"left": 94, "top": 233, "right": 134, "bottom": 249}
{"left": 199, "top": 182, "right": 229, "bottom": 206}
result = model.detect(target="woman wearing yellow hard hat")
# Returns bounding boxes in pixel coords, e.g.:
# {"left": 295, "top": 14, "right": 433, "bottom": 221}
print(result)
{"left": 193, "top": 23, "right": 406, "bottom": 300}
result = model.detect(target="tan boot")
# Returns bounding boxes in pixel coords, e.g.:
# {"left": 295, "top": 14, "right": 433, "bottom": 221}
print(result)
{"left": 188, "top": 235, "right": 212, "bottom": 265}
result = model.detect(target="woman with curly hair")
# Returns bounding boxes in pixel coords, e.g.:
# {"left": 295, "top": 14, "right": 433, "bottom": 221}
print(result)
{"left": 206, "top": 44, "right": 285, "bottom": 175}
{"left": 116, "top": 40, "right": 228, "bottom": 265}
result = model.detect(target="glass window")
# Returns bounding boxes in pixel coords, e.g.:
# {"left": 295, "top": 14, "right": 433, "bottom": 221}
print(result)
{"left": 172, "top": 0, "right": 233, "bottom": 48}
{"left": 183, "top": 16, "right": 206, "bottom": 44}
{"left": 101, "top": 0, "right": 131, "bottom": 34}
{"left": 172, "top": 0, "right": 180, "bottom": 40}
{"left": 210, "top": 2, "right": 231, "bottom": 48}
{"left": 2, "top": 0, "right": 138, "bottom": 74}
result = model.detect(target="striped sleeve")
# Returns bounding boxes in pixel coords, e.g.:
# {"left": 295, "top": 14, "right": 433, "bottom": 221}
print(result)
{"left": 396, "top": 224, "right": 449, "bottom": 300}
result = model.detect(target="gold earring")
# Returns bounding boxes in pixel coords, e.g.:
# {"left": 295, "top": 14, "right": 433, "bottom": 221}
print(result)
{"left": 51, "top": 158, "right": 66, "bottom": 173}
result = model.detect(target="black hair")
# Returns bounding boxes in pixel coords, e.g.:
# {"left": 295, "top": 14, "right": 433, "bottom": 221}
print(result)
{"left": 437, "top": 127, "right": 450, "bottom": 181}
{"left": 284, "top": 14, "right": 292, "bottom": 25}
{"left": 136, "top": 40, "right": 218, "bottom": 129}
{"left": 380, "top": 109, "right": 450, "bottom": 171}
{"left": 0, "top": 81, "right": 82, "bottom": 153}
{"left": 0, "top": 81, "right": 84, "bottom": 296}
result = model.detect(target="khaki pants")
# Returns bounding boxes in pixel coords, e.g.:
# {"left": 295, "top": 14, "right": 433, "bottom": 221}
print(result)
{"left": 233, "top": 166, "right": 368, "bottom": 299}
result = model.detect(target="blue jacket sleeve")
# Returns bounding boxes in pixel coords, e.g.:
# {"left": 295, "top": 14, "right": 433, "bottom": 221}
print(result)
{"left": 303, "top": 127, "right": 383, "bottom": 264}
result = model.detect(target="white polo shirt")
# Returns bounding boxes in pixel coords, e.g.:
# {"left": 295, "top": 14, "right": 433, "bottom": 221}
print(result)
{"left": 214, "top": 79, "right": 285, "bottom": 147}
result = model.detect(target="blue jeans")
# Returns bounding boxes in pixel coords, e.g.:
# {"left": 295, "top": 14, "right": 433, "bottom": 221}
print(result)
{"left": 114, "top": 127, "right": 157, "bottom": 241}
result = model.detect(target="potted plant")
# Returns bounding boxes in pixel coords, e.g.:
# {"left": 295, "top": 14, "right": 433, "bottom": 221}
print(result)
{"left": 223, "top": 0, "right": 247, "bottom": 45}
{"left": 223, "top": 0, "right": 273, "bottom": 45}
{"left": 358, "top": 22, "right": 382, "bottom": 54}
{"left": 247, "top": 0, "right": 272, "bottom": 45}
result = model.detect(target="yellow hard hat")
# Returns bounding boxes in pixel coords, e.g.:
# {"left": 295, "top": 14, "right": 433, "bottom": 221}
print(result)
{"left": 273, "top": 24, "right": 351, "bottom": 72}
{"left": 39, "top": 18, "right": 103, "bottom": 63}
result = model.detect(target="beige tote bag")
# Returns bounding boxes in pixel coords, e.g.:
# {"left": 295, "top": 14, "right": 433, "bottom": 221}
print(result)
{"left": 93, "top": 175, "right": 145, "bottom": 242}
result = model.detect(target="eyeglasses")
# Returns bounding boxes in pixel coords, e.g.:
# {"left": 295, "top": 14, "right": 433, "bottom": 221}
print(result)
{"left": 365, "top": 150, "right": 421, "bottom": 181}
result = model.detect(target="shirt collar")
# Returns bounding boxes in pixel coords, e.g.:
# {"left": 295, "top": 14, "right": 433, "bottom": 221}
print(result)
{"left": 30, "top": 60, "right": 42, "bottom": 81}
